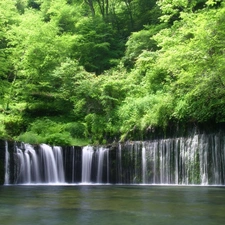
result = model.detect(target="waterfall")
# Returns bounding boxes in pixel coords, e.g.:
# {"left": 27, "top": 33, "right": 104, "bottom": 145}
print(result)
{"left": 3, "top": 132, "right": 225, "bottom": 185}
{"left": 106, "top": 149, "right": 109, "bottom": 183}
{"left": 39, "top": 144, "right": 65, "bottom": 183}
{"left": 53, "top": 146, "right": 65, "bottom": 182}
{"left": 25, "top": 144, "right": 41, "bottom": 183}
{"left": 81, "top": 146, "right": 109, "bottom": 183}
{"left": 15, "top": 147, "right": 25, "bottom": 183}
{"left": 96, "top": 147, "right": 107, "bottom": 183}
{"left": 24, "top": 150, "right": 31, "bottom": 183}
{"left": 81, "top": 146, "right": 94, "bottom": 183}
{"left": 142, "top": 145, "right": 147, "bottom": 184}
{"left": 72, "top": 147, "right": 75, "bottom": 183}
{"left": 13, "top": 143, "right": 65, "bottom": 184}
{"left": 4, "top": 141, "right": 10, "bottom": 185}
{"left": 117, "top": 144, "right": 122, "bottom": 184}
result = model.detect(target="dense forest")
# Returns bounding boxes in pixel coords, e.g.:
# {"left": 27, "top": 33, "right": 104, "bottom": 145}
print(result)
{"left": 0, "top": 0, "right": 225, "bottom": 146}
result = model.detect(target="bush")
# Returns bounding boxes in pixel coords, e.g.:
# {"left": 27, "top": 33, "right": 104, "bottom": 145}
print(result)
{"left": 17, "top": 131, "right": 44, "bottom": 144}
{"left": 45, "top": 132, "right": 73, "bottom": 146}
{"left": 4, "top": 115, "right": 27, "bottom": 137}
{"left": 84, "top": 113, "right": 106, "bottom": 143}
{"left": 65, "top": 122, "right": 85, "bottom": 138}
{"left": 0, "top": 115, "right": 7, "bottom": 139}
{"left": 17, "top": 118, "right": 74, "bottom": 146}
{"left": 29, "top": 118, "right": 64, "bottom": 135}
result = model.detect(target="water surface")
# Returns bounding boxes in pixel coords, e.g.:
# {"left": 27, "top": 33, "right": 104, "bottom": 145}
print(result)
{"left": 0, "top": 185, "right": 225, "bottom": 225}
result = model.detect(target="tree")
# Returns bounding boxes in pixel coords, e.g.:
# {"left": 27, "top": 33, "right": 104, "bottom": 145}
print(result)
{"left": 72, "top": 16, "right": 122, "bottom": 74}
{"left": 84, "top": 0, "right": 96, "bottom": 16}
{"left": 41, "top": 0, "right": 79, "bottom": 32}
{"left": 156, "top": 0, "right": 205, "bottom": 23}
{"left": 123, "top": 23, "right": 166, "bottom": 68}
{"left": 0, "top": 0, "right": 20, "bottom": 110}
{"left": 152, "top": 3, "right": 225, "bottom": 122}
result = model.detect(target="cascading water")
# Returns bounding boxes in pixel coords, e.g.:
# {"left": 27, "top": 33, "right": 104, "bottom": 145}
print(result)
{"left": 81, "top": 146, "right": 109, "bottom": 183}
{"left": 53, "top": 146, "right": 65, "bottom": 182}
{"left": 3, "top": 132, "right": 225, "bottom": 185}
{"left": 117, "top": 144, "right": 122, "bottom": 184}
{"left": 72, "top": 147, "right": 75, "bottom": 183}
{"left": 25, "top": 144, "right": 41, "bottom": 182}
{"left": 4, "top": 141, "right": 10, "bottom": 185}
{"left": 14, "top": 144, "right": 65, "bottom": 184}
{"left": 81, "top": 146, "right": 94, "bottom": 183}
{"left": 96, "top": 147, "right": 108, "bottom": 183}
{"left": 142, "top": 145, "right": 147, "bottom": 184}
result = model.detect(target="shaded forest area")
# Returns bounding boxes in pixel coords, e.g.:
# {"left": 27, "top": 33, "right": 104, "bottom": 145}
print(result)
{"left": 0, "top": 0, "right": 225, "bottom": 146}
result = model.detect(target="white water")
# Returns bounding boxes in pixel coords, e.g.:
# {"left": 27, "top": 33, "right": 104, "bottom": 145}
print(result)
{"left": 72, "top": 147, "right": 75, "bottom": 183}
{"left": 117, "top": 144, "right": 122, "bottom": 184}
{"left": 4, "top": 133, "right": 225, "bottom": 185}
{"left": 96, "top": 147, "right": 107, "bottom": 183}
{"left": 81, "top": 146, "right": 94, "bottom": 183}
{"left": 53, "top": 146, "right": 65, "bottom": 182}
{"left": 142, "top": 145, "right": 147, "bottom": 184}
{"left": 139, "top": 134, "right": 225, "bottom": 185}
{"left": 4, "top": 141, "right": 10, "bottom": 185}
{"left": 40, "top": 144, "right": 65, "bottom": 183}
{"left": 14, "top": 144, "right": 65, "bottom": 184}
{"left": 25, "top": 144, "right": 41, "bottom": 182}
{"left": 106, "top": 149, "right": 109, "bottom": 183}
{"left": 81, "top": 146, "right": 110, "bottom": 183}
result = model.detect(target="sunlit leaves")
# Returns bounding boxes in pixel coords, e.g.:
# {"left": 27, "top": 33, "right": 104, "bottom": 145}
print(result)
{"left": 123, "top": 24, "right": 165, "bottom": 68}
{"left": 1, "top": 0, "right": 225, "bottom": 144}
{"left": 157, "top": 0, "right": 204, "bottom": 22}
{"left": 0, "top": 0, "right": 18, "bottom": 77}
{"left": 152, "top": 5, "right": 225, "bottom": 122}
{"left": 43, "top": 0, "right": 79, "bottom": 32}
{"left": 118, "top": 91, "right": 174, "bottom": 139}
{"left": 206, "top": 0, "right": 221, "bottom": 6}
{"left": 119, "top": 2, "right": 225, "bottom": 139}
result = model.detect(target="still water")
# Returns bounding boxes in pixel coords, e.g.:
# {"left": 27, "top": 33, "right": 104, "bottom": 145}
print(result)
{"left": 0, "top": 185, "right": 225, "bottom": 225}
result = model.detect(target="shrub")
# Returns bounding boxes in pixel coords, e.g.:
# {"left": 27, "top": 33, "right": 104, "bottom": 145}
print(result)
{"left": 45, "top": 132, "right": 73, "bottom": 146}
{"left": 17, "top": 131, "right": 44, "bottom": 144}
{"left": 29, "top": 118, "right": 64, "bottom": 135}
{"left": 65, "top": 122, "right": 85, "bottom": 138}
{"left": 4, "top": 115, "right": 27, "bottom": 137}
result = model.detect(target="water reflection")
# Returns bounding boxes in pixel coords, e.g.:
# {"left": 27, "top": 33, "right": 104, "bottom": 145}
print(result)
{"left": 0, "top": 185, "right": 225, "bottom": 225}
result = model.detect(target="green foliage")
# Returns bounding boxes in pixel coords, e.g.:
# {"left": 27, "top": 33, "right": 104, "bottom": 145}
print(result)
{"left": 152, "top": 5, "right": 225, "bottom": 123}
{"left": 157, "top": 0, "right": 206, "bottom": 23}
{"left": 4, "top": 115, "right": 27, "bottom": 137}
{"left": 17, "top": 118, "right": 81, "bottom": 145}
{"left": 65, "top": 122, "right": 86, "bottom": 138}
{"left": 28, "top": 119, "right": 64, "bottom": 135}
{"left": 0, "top": 115, "right": 7, "bottom": 139}
{"left": 118, "top": 92, "right": 174, "bottom": 139}
{"left": 17, "top": 129, "right": 89, "bottom": 146}
{"left": 85, "top": 113, "right": 106, "bottom": 143}
{"left": 51, "top": 58, "right": 92, "bottom": 100}
{"left": 1, "top": 0, "right": 225, "bottom": 145}
{"left": 72, "top": 16, "right": 122, "bottom": 74}
{"left": 45, "top": 132, "right": 73, "bottom": 146}
{"left": 17, "top": 131, "right": 44, "bottom": 144}
{"left": 0, "top": 0, "right": 19, "bottom": 109}
{"left": 42, "top": 0, "right": 79, "bottom": 32}
{"left": 123, "top": 24, "right": 166, "bottom": 68}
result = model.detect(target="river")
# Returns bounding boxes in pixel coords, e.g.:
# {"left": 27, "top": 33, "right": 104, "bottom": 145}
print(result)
{"left": 1, "top": 185, "right": 225, "bottom": 225}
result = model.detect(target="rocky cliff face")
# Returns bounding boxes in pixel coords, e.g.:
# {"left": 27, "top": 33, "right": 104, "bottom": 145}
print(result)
{"left": 2, "top": 131, "right": 225, "bottom": 185}
{"left": 0, "top": 140, "right": 5, "bottom": 184}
